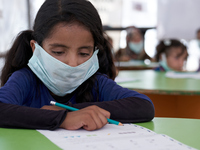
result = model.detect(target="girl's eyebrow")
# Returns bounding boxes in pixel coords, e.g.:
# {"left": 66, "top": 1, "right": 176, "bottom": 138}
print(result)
{"left": 79, "top": 46, "right": 93, "bottom": 49}
{"left": 49, "top": 43, "right": 69, "bottom": 48}
{"left": 49, "top": 44, "right": 93, "bottom": 50}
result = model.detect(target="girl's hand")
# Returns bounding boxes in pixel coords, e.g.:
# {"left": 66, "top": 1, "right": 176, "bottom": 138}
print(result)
{"left": 60, "top": 105, "right": 110, "bottom": 131}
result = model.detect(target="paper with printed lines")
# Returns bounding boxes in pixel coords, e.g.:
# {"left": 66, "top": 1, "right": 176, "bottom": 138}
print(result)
{"left": 37, "top": 124, "right": 197, "bottom": 150}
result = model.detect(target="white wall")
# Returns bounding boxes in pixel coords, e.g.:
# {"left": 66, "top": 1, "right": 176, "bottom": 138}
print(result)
{"left": 157, "top": 0, "right": 200, "bottom": 41}
{"left": 0, "top": 0, "right": 28, "bottom": 52}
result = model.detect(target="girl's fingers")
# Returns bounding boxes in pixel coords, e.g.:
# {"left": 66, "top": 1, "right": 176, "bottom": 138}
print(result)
{"left": 83, "top": 106, "right": 110, "bottom": 130}
{"left": 60, "top": 105, "right": 110, "bottom": 131}
{"left": 96, "top": 106, "right": 111, "bottom": 119}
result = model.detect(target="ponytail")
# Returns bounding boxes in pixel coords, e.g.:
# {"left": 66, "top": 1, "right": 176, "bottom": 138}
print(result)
{"left": 155, "top": 41, "right": 166, "bottom": 62}
{"left": 1, "top": 30, "right": 34, "bottom": 86}
{"left": 101, "top": 36, "right": 116, "bottom": 80}
{"left": 95, "top": 32, "right": 116, "bottom": 80}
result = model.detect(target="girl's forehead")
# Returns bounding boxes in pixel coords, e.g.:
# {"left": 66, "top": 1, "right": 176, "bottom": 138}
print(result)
{"left": 169, "top": 46, "right": 183, "bottom": 51}
{"left": 168, "top": 47, "right": 183, "bottom": 54}
{"left": 53, "top": 22, "right": 89, "bottom": 32}
{"left": 168, "top": 47, "right": 187, "bottom": 56}
{"left": 45, "top": 22, "right": 92, "bottom": 41}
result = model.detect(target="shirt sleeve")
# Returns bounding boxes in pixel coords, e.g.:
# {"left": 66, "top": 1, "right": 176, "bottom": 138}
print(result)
{"left": 0, "top": 102, "right": 67, "bottom": 130}
{"left": 72, "top": 97, "right": 154, "bottom": 123}
{"left": 0, "top": 68, "right": 54, "bottom": 108}
{"left": 0, "top": 68, "right": 34, "bottom": 105}
{"left": 72, "top": 74, "right": 154, "bottom": 123}
{"left": 96, "top": 74, "right": 153, "bottom": 105}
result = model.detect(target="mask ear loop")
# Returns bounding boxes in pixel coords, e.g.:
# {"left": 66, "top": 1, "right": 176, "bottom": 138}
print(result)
{"left": 183, "top": 60, "right": 187, "bottom": 71}
{"left": 161, "top": 53, "right": 166, "bottom": 62}
{"left": 94, "top": 46, "right": 99, "bottom": 52}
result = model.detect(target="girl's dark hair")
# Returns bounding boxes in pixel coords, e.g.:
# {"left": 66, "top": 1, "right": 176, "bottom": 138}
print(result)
{"left": 1, "top": 30, "right": 34, "bottom": 86}
{"left": 197, "top": 28, "right": 200, "bottom": 34}
{"left": 1, "top": 0, "right": 116, "bottom": 102}
{"left": 155, "top": 39, "right": 187, "bottom": 62}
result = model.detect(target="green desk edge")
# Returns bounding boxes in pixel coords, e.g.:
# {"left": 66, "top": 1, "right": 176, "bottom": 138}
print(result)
{"left": 0, "top": 118, "right": 199, "bottom": 150}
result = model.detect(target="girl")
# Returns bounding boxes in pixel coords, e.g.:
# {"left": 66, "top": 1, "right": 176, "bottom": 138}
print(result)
{"left": 154, "top": 39, "right": 188, "bottom": 72}
{"left": 0, "top": 0, "right": 154, "bottom": 131}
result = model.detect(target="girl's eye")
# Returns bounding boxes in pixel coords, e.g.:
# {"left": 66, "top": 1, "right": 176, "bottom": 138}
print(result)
{"left": 80, "top": 53, "right": 90, "bottom": 57}
{"left": 52, "top": 51, "right": 64, "bottom": 55}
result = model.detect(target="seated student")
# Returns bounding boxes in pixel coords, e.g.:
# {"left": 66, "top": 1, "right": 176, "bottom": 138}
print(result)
{"left": 0, "top": 0, "right": 154, "bottom": 131}
{"left": 154, "top": 39, "right": 188, "bottom": 72}
{"left": 115, "top": 26, "right": 151, "bottom": 61}
{"left": 196, "top": 28, "right": 200, "bottom": 71}
{"left": 194, "top": 28, "right": 200, "bottom": 72}
{"left": 197, "top": 28, "right": 200, "bottom": 48}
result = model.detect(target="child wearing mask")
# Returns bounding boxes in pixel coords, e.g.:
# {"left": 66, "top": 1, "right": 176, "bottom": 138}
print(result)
{"left": 154, "top": 39, "right": 188, "bottom": 72}
{"left": 0, "top": 0, "right": 154, "bottom": 131}
{"left": 115, "top": 26, "right": 151, "bottom": 61}
{"left": 197, "top": 28, "right": 200, "bottom": 48}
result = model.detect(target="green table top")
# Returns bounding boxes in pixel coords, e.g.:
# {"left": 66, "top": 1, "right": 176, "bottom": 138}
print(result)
{"left": 115, "top": 60, "right": 159, "bottom": 67}
{"left": 0, "top": 117, "right": 199, "bottom": 150}
{"left": 115, "top": 60, "right": 159, "bottom": 70}
{"left": 136, "top": 117, "right": 200, "bottom": 149}
{"left": 117, "top": 70, "right": 200, "bottom": 95}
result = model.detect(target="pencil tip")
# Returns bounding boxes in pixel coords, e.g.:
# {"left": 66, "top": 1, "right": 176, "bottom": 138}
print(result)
{"left": 118, "top": 122, "right": 123, "bottom": 126}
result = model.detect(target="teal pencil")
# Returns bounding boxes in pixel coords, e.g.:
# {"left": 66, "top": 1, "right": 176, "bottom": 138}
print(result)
{"left": 50, "top": 101, "right": 123, "bottom": 126}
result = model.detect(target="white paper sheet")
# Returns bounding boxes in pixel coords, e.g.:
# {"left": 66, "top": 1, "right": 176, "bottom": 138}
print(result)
{"left": 37, "top": 124, "right": 197, "bottom": 150}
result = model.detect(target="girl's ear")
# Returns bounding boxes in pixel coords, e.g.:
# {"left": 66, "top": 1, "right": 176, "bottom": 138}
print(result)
{"left": 30, "top": 40, "right": 36, "bottom": 52}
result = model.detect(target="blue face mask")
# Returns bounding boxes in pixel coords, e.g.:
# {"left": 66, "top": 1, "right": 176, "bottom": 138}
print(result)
{"left": 160, "top": 61, "right": 173, "bottom": 71}
{"left": 160, "top": 54, "right": 172, "bottom": 71}
{"left": 28, "top": 43, "right": 99, "bottom": 96}
{"left": 128, "top": 41, "right": 143, "bottom": 54}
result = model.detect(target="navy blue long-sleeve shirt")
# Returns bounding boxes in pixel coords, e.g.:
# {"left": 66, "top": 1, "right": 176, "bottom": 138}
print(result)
{"left": 0, "top": 67, "right": 154, "bottom": 130}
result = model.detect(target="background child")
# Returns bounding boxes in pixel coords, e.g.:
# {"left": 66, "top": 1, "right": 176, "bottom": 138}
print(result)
{"left": 115, "top": 26, "right": 151, "bottom": 61}
{"left": 0, "top": 0, "right": 154, "bottom": 131}
{"left": 154, "top": 39, "right": 188, "bottom": 72}
{"left": 197, "top": 28, "right": 200, "bottom": 48}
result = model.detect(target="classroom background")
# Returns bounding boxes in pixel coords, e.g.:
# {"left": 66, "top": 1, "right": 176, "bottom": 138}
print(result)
{"left": 1, "top": 0, "right": 200, "bottom": 72}
{"left": 1, "top": 0, "right": 200, "bottom": 149}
